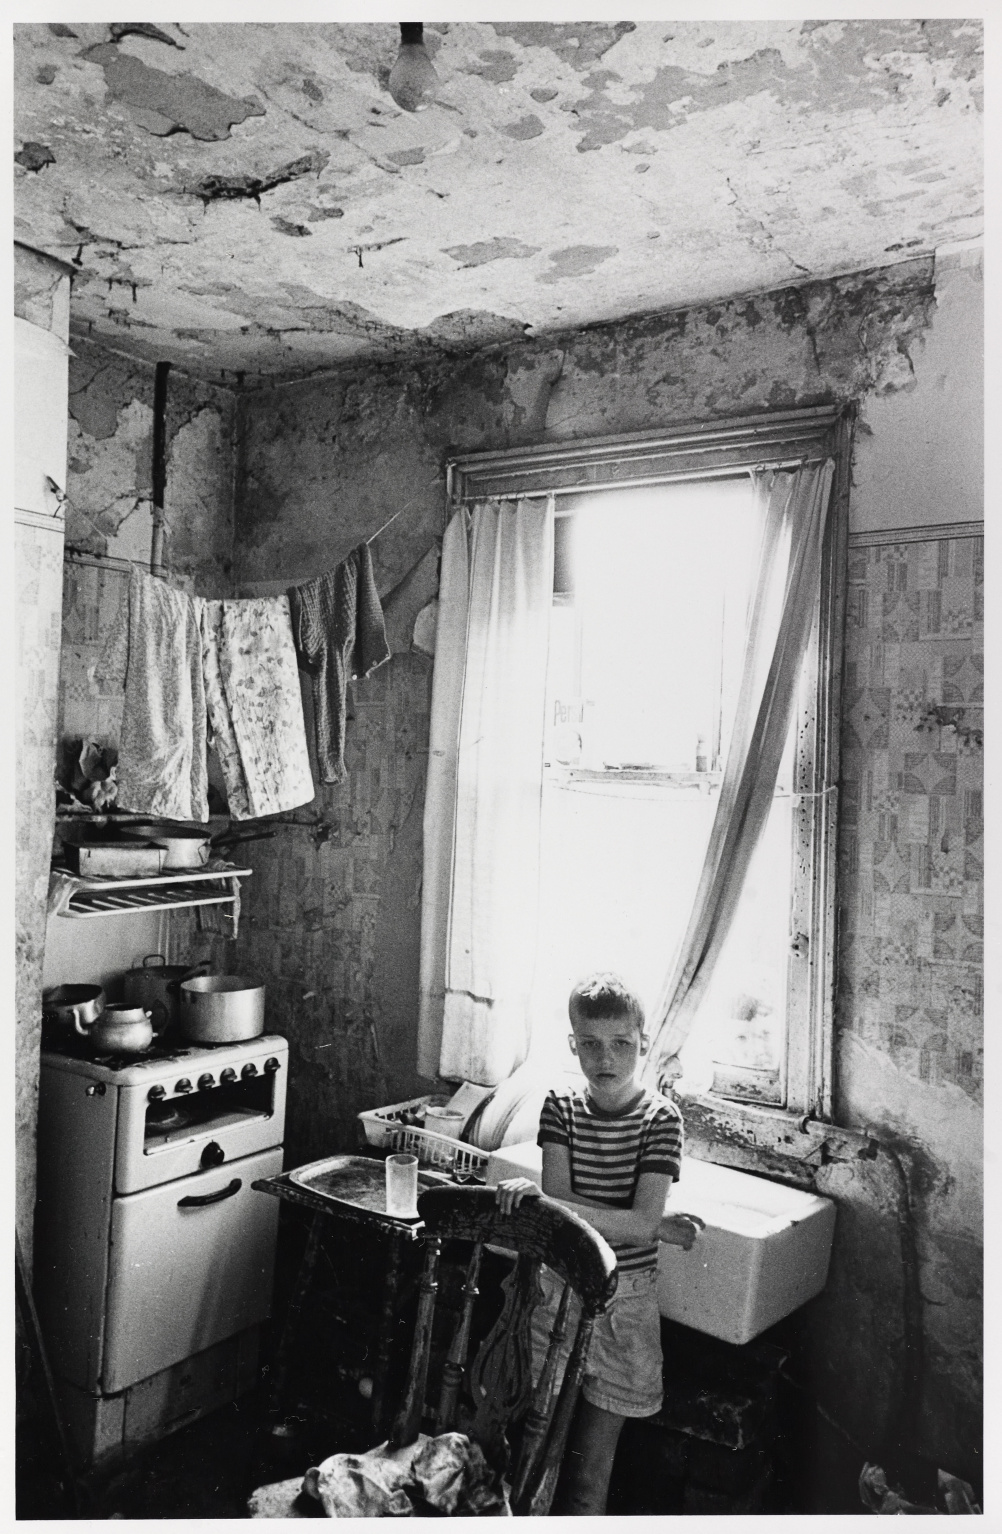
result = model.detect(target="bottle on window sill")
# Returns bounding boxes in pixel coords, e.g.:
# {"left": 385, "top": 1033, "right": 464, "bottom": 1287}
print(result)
{"left": 695, "top": 736, "right": 708, "bottom": 773}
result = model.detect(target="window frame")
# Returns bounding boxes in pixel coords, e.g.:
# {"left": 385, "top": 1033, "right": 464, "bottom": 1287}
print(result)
{"left": 446, "top": 405, "right": 853, "bottom": 1123}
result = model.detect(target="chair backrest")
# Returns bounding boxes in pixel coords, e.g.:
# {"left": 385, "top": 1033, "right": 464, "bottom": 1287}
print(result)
{"left": 390, "top": 1185, "right": 618, "bottom": 1517}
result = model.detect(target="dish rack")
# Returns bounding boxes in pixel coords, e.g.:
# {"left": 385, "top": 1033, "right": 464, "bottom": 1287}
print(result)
{"left": 358, "top": 1096, "right": 488, "bottom": 1179}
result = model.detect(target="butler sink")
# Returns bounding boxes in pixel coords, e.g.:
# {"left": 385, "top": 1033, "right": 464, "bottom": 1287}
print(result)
{"left": 486, "top": 1141, "right": 836, "bottom": 1345}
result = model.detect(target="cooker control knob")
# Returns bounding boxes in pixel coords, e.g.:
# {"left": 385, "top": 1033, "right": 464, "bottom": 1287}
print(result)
{"left": 241, "top": 1063, "right": 258, "bottom": 1079}
{"left": 148, "top": 1085, "right": 166, "bottom": 1101}
{"left": 264, "top": 1057, "right": 280, "bottom": 1074}
{"left": 175, "top": 1078, "right": 192, "bottom": 1094}
{"left": 201, "top": 1141, "right": 225, "bottom": 1169}
{"left": 220, "top": 1068, "right": 237, "bottom": 1083}
{"left": 197, "top": 1074, "right": 215, "bottom": 1091}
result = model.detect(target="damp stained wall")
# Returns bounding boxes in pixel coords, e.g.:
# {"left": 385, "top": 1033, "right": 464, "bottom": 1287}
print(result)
{"left": 58, "top": 342, "right": 236, "bottom": 756}
{"left": 227, "top": 250, "right": 982, "bottom": 1480}
{"left": 44, "top": 344, "right": 239, "bottom": 1062}
{"left": 15, "top": 243, "right": 72, "bottom": 1264}
{"left": 833, "top": 247, "right": 983, "bottom": 1478}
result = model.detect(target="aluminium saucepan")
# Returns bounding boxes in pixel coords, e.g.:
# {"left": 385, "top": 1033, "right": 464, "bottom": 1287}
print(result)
{"left": 129, "top": 824, "right": 212, "bottom": 871}
{"left": 178, "top": 975, "right": 265, "bottom": 1044}
{"left": 122, "top": 954, "right": 211, "bottom": 1034}
{"left": 42, "top": 984, "right": 105, "bottom": 1036}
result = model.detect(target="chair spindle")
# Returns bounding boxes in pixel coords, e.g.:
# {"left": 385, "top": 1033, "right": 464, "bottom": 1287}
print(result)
{"left": 390, "top": 1233, "right": 442, "bottom": 1448}
{"left": 436, "top": 1241, "right": 484, "bottom": 1433}
{"left": 511, "top": 1276, "right": 573, "bottom": 1505}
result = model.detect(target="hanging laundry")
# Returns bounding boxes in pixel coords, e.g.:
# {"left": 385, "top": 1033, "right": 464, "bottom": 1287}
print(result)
{"left": 288, "top": 542, "right": 391, "bottom": 783}
{"left": 200, "top": 600, "right": 252, "bottom": 821}
{"left": 94, "top": 568, "right": 209, "bottom": 822}
{"left": 201, "top": 595, "right": 315, "bottom": 820}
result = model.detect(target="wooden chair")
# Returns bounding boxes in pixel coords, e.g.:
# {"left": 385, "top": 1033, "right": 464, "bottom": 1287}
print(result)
{"left": 249, "top": 1184, "right": 617, "bottom": 1518}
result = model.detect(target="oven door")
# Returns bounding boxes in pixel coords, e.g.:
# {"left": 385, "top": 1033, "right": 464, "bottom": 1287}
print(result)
{"left": 102, "top": 1146, "right": 283, "bottom": 1394}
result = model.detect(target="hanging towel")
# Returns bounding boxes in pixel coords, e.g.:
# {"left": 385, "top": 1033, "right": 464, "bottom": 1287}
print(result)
{"left": 94, "top": 568, "right": 209, "bottom": 822}
{"left": 288, "top": 542, "right": 391, "bottom": 783}
{"left": 201, "top": 595, "right": 315, "bottom": 819}
{"left": 200, "top": 600, "right": 252, "bottom": 821}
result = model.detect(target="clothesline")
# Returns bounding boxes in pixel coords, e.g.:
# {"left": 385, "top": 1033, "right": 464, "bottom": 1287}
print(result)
{"left": 96, "top": 512, "right": 396, "bottom": 822}
{"left": 62, "top": 476, "right": 441, "bottom": 582}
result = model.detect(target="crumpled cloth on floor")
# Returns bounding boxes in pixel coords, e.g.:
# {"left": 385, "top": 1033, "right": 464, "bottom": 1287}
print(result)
{"left": 288, "top": 542, "right": 391, "bottom": 785}
{"left": 302, "top": 1432, "right": 510, "bottom": 1518}
{"left": 93, "top": 569, "right": 208, "bottom": 822}
{"left": 200, "top": 596, "right": 314, "bottom": 820}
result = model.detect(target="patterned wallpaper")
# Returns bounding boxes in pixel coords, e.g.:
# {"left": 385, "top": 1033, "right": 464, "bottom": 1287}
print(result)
{"left": 837, "top": 530, "right": 983, "bottom": 1104}
{"left": 201, "top": 650, "right": 436, "bottom": 1167}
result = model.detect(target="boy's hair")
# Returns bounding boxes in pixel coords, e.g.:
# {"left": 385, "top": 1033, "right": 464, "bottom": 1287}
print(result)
{"left": 568, "top": 972, "right": 645, "bottom": 1033}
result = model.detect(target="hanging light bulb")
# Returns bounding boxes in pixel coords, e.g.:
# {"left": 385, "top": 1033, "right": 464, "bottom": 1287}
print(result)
{"left": 387, "top": 22, "right": 437, "bottom": 112}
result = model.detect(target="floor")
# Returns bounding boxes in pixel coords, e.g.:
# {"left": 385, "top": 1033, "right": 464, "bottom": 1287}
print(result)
{"left": 17, "top": 1381, "right": 289, "bottom": 1520}
{"left": 94, "top": 1386, "right": 292, "bottom": 1519}
{"left": 18, "top": 1389, "right": 823, "bottom": 1520}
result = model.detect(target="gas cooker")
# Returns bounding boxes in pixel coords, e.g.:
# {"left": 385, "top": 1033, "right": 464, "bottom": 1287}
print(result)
{"left": 40, "top": 1034, "right": 288, "bottom": 1195}
{"left": 35, "top": 1035, "right": 286, "bottom": 1449}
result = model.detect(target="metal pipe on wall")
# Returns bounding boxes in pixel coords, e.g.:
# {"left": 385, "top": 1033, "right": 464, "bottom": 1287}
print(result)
{"left": 150, "top": 361, "right": 171, "bottom": 577}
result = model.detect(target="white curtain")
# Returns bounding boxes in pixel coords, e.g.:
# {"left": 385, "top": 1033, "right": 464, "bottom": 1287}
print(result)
{"left": 418, "top": 497, "right": 555, "bottom": 1084}
{"left": 645, "top": 458, "right": 836, "bottom": 1087}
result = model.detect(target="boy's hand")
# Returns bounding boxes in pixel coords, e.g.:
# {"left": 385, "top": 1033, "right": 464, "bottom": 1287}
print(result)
{"left": 658, "top": 1212, "right": 706, "bottom": 1250}
{"left": 494, "top": 1177, "right": 542, "bottom": 1215}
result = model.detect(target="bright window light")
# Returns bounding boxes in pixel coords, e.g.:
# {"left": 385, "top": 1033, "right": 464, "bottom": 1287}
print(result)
{"left": 529, "top": 476, "right": 796, "bottom": 1107}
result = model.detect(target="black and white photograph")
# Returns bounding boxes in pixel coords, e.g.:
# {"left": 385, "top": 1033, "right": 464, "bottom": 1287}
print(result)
{"left": 13, "top": 8, "right": 986, "bottom": 1520}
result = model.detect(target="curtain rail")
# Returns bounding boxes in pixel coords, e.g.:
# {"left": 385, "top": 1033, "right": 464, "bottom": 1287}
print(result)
{"left": 451, "top": 455, "right": 829, "bottom": 506}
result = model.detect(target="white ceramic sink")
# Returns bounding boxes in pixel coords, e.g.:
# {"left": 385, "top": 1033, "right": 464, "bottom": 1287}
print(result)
{"left": 657, "top": 1155, "right": 836, "bottom": 1344}
{"left": 486, "top": 1141, "right": 836, "bottom": 1345}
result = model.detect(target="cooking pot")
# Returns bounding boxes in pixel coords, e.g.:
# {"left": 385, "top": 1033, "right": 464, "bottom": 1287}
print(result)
{"left": 129, "top": 824, "right": 212, "bottom": 871}
{"left": 91, "top": 1005, "right": 154, "bottom": 1054}
{"left": 179, "top": 975, "right": 265, "bottom": 1044}
{"left": 42, "top": 984, "right": 105, "bottom": 1036}
{"left": 122, "top": 954, "right": 211, "bottom": 1034}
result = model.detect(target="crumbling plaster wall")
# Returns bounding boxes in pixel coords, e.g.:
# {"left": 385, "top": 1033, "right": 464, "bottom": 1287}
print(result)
{"left": 833, "top": 247, "right": 983, "bottom": 1479}
{"left": 15, "top": 244, "right": 72, "bottom": 1266}
{"left": 227, "top": 250, "right": 981, "bottom": 1479}
{"left": 59, "top": 340, "right": 236, "bottom": 757}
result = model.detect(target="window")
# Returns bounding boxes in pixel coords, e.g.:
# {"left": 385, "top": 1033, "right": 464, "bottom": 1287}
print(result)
{"left": 446, "top": 407, "right": 849, "bottom": 1119}
{"left": 535, "top": 478, "right": 796, "bottom": 1106}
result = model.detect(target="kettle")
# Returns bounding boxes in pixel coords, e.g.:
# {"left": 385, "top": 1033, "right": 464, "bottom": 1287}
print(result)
{"left": 91, "top": 1005, "right": 154, "bottom": 1055}
{"left": 122, "top": 955, "right": 210, "bottom": 1035}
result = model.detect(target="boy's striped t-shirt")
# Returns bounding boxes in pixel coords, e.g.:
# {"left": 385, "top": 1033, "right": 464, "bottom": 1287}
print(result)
{"left": 537, "top": 1085, "right": 683, "bottom": 1274}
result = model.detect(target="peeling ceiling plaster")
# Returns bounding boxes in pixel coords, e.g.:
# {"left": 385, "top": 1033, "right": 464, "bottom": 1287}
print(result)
{"left": 14, "top": 19, "right": 982, "bottom": 382}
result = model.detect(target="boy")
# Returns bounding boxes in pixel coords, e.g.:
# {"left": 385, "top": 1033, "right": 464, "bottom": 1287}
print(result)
{"left": 495, "top": 972, "right": 701, "bottom": 1516}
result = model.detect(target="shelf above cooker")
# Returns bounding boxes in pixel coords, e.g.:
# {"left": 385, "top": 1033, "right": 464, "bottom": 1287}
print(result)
{"left": 56, "top": 866, "right": 253, "bottom": 919}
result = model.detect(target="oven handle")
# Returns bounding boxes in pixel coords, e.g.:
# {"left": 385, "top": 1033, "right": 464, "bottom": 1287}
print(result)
{"left": 178, "top": 1177, "right": 242, "bottom": 1208}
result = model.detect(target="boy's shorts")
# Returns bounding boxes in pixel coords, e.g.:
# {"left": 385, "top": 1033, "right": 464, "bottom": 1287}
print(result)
{"left": 529, "top": 1263, "right": 664, "bottom": 1418}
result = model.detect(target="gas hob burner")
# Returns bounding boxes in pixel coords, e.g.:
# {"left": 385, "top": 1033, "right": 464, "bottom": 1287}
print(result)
{"left": 187, "top": 1037, "right": 267, "bottom": 1047}
{"left": 43, "top": 1031, "right": 190, "bottom": 1072}
{"left": 41, "top": 1030, "right": 288, "bottom": 1089}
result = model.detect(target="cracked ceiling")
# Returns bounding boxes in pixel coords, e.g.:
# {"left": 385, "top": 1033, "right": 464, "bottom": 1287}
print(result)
{"left": 14, "top": 19, "right": 982, "bottom": 383}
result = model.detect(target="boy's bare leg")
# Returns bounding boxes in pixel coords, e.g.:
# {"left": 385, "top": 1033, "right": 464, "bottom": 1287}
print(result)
{"left": 555, "top": 1401, "right": 626, "bottom": 1515}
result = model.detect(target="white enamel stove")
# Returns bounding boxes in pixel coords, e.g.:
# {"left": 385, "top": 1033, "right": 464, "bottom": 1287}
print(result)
{"left": 34, "top": 1033, "right": 288, "bottom": 1466}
